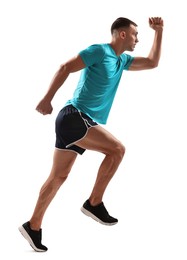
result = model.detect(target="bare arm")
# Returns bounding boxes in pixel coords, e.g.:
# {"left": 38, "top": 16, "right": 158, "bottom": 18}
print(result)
{"left": 36, "top": 55, "right": 85, "bottom": 115}
{"left": 129, "top": 17, "right": 164, "bottom": 71}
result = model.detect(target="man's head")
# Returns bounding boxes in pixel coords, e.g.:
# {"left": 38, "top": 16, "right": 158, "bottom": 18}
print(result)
{"left": 111, "top": 17, "right": 137, "bottom": 35}
{"left": 110, "top": 17, "right": 138, "bottom": 53}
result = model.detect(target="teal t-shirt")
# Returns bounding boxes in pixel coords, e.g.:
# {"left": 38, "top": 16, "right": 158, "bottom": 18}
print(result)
{"left": 66, "top": 43, "right": 134, "bottom": 124}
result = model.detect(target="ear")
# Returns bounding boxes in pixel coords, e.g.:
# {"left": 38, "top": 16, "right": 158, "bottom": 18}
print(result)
{"left": 120, "top": 31, "right": 126, "bottom": 39}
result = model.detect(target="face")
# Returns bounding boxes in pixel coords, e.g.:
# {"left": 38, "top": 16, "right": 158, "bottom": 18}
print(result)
{"left": 122, "top": 24, "right": 139, "bottom": 51}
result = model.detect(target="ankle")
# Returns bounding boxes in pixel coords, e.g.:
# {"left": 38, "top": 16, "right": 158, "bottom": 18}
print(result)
{"left": 29, "top": 220, "right": 41, "bottom": 231}
{"left": 89, "top": 197, "right": 102, "bottom": 207}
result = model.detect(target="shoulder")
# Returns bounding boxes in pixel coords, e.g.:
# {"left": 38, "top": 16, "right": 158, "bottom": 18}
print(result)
{"left": 120, "top": 53, "right": 135, "bottom": 70}
{"left": 79, "top": 44, "right": 106, "bottom": 56}
{"left": 121, "top": 52, "right": 134, "bottom": 61}
{"left": 79, "top": 44, "right": 106, "bottom": 66}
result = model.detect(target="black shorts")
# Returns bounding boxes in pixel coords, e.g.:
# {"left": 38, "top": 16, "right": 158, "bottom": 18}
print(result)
{"left": 55, "top": 105, "right": 98, "bottom": 155}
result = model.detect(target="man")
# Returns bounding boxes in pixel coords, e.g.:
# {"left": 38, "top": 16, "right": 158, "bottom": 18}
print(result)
{"left": 19, "top": 17, "right": 164, "bottom": 252}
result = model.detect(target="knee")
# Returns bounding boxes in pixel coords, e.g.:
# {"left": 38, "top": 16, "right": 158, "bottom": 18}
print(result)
{"left": 109, "top": 142, "right": 125, "bottom": 163}
{"left": 56, "top": 169, "right": 70, "bottom": 184}
{"left": 115, "top": 142, "right": 126, "bottom": 160}
{"left": 49, "top": 174, "right": 68, "bottom": 190}
{"left": 50, "top": 168, "right": 70, "bottom": 187}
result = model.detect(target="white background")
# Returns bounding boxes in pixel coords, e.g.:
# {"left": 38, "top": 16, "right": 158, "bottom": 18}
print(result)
{"left": 0, "top": 0, "right": 187, "bottom": 259}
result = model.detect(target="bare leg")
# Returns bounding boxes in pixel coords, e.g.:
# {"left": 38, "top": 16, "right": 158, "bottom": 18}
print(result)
{"left": 29, "top": 149, "right": 77, "bottom": 230}
{"left": 29, "top": 125, "right": 124, "bottom": 229}
{"left": 76, "top": 125, "right": 125, "bottom": 206}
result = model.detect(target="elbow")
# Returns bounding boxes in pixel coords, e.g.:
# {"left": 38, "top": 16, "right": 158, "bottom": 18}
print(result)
{"left": 149, "top": 60, "right": 159, "bottom": 69}
{"left": 148, "top": 55, "right": 161, "bottom": 69}
{"left": 152, "top": 63, "right": 159, "bottom": 69}
{"left": 59, "top": 63, "right": 70, "bottom": 76}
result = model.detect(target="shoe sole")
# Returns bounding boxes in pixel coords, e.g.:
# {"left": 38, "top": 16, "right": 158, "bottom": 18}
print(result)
{"left": 18, "top": 226, "right": 46, "bottom": 252}
{"left": 81, "top": 207, "right": 118, "bottom": 226}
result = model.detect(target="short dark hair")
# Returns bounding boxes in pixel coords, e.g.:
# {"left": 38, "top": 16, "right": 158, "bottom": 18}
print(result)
{"left": 111, "top": 17, "right": 137, "bottom": 34}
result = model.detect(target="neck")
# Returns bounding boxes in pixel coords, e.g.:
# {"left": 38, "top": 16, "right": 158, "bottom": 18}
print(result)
{"left": 109, "top": 41, "right": 124, "bottom": 56}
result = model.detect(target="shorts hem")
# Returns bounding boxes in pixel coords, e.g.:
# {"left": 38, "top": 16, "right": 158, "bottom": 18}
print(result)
{"left": 55, "top": 147, "right": 80, "bottom": 155}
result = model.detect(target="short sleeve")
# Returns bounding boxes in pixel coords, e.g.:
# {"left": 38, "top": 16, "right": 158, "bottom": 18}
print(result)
{"left": 122, "top": 53, "right": 134, "bottom": 70}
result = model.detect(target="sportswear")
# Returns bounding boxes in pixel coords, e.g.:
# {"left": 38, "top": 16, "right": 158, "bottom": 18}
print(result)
{"left": 66, "top": 43, "right": 134, "bottom": 124}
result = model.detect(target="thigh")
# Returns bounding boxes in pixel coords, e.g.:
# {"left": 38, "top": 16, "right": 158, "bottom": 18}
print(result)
{"left": 51, "top": 149, "right": 78, "bottom": 178}
{"left": 75, "top": 125, "right": 123, "bottom": 154}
